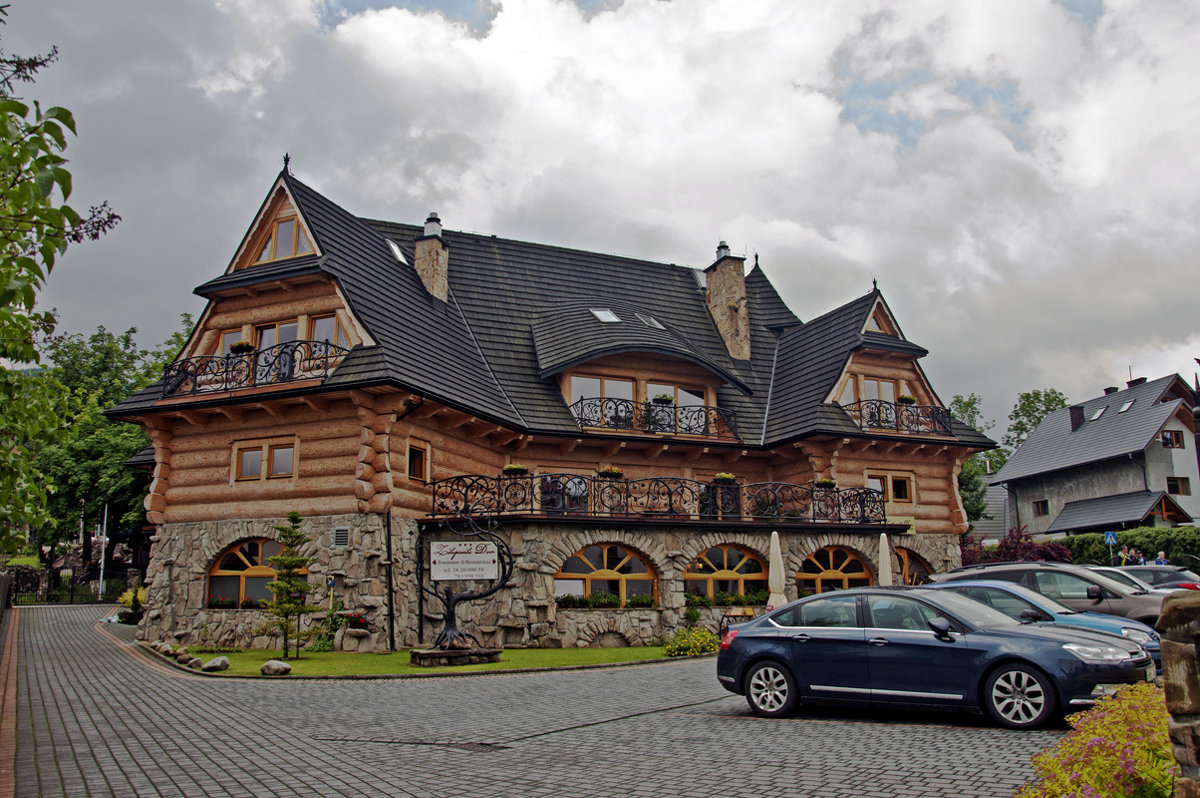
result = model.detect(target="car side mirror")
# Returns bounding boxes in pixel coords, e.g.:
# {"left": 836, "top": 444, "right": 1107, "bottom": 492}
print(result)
{"left": 1018, "top": 608, "right": 1042, "bottom": 623}
{"left": 1086, "top": 584, "right": 1103, "bottom": 602}
{"left": 927, "top": 617, "right": 953, "bottom": 640}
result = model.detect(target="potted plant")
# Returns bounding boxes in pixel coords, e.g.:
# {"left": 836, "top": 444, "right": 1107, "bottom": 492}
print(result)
{"left": 502, "top": 463, "right": 529, "bottom": 476}
{"left": 626, "top": 593, "right": 656, "bottom": 608}
{"left": 651, "top": 392, "right": 675, "bottom": 405}
{"left": 591, "top": 592, "right": 620, "bottom": 609}
{"left": 229, "top": 340, "right": 254, "bottom": 355}
{"left": 712, "top": 472, "right": 738, "bottom": 486}
{"left": 345, "top": 611, "right": 368, "bottom": 629}
{"left": 814, "top": 478, "right": 837, "bottom": 489}
{"left": 207, "top": 594, "right": 236, "bottom": 609}
{"left": 896, "top": 395, "right": 917, "bottom": 405}
{"left": 598, "top": 465, "right": 624, "bottom": 480}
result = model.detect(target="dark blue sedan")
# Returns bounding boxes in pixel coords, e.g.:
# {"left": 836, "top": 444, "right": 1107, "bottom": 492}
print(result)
{"left": 716, "top": 587, "right": 1155, "bottom": 729}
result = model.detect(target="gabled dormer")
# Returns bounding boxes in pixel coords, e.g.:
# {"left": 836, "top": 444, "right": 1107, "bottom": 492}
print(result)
{"left": 229, "top": 173, "right": 320, "bottom": 273}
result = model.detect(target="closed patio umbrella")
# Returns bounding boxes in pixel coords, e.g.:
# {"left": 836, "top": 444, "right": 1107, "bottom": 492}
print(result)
{"left": 767, "top": 531, "right": 787, "bottom": 610}
{"left": 877, "top": 533, "right": 893, "bottom": 586}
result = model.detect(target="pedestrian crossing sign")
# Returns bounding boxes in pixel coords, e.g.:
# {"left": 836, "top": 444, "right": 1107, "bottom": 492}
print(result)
{"left": 1104, "top": 531, "right": 1118, "bottom": 545}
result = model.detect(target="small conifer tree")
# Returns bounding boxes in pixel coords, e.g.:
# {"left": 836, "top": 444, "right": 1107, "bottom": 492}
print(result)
{"left": 264, "top": 511, "right": 318, "bottom": 659}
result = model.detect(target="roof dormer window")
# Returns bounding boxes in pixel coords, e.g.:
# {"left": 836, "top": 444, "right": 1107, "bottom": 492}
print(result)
{"left": 635, "top": 312, "right": 664, "bottom": 330}
{"left": 591, "top": 309, "right": 621, "bottom": 323}
{"left": 1118, "top": 400, "right": 1134, "bottom": 413}
{"left": 255, "top": 216, "right": 313, "bottom": 263}
{"left": 1090, "top": 407, "right": 1106, "bottom": 421}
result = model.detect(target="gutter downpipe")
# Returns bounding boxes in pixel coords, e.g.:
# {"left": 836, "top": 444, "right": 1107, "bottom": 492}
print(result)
{"left": 388, "top": 395, "right": 426, "bottom": 651}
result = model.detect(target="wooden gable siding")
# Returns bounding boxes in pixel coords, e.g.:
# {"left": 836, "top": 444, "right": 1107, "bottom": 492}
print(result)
{"left": 831, "top": 350, "right": 939, "bottom": 406}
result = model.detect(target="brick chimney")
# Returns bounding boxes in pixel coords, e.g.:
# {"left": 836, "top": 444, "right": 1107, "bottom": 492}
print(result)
{"left": 705, "top": 241, "right": 750, "bottom": 360}
{"left": 414, "top": 212, "right": 448, "bottom": 301}
{"left": 1069, "top": 405, "right": 1085, "bottom": 431}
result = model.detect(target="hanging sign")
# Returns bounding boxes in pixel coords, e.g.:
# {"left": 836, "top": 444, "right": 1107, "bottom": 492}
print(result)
{"left": 430, "top": 541, "right": 498, "bottom": 581}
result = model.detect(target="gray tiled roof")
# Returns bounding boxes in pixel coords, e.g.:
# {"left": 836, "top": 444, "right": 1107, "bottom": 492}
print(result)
{"left": 992, "top": 375, "right": 1190, "bottom": 484}
{"left": 109, "top": 172, "right": 995, "bottom": 454}
{"left": 1045, "top": 490, "right": 1190, "bottom": 533}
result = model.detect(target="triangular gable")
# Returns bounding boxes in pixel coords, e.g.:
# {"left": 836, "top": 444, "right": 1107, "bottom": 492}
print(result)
{"left": 227, "top": 173, "right": 321, "bottom": 274}
{"left": 861, "top": 295, "right": 904, "bottom": 338}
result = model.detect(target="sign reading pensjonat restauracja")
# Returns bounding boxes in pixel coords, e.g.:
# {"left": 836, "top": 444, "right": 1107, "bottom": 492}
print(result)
{"left": 430, "top": 541, "right": 499, "bottom": 581}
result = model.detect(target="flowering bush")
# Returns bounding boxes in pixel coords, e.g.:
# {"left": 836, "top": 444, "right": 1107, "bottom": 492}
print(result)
{"left": 207, "top": 594, "right": 236, "bottom": 609}
{"left": 1016, "top": 682, "right": 1174, "bottom": 798}
{"left": 664, "top": 626, "right": 720, "bottom": 657}
{"left": 598, "top": 465, "right": 624, "bottom": 478}
{"left": 502, "top": 463, "right": 528, "bottom": 474}
{"left": 118, "top": 586, "right": 146, "bottom": 609}
{"left": 345, "top": 611, "right": 367, "bottom": 628}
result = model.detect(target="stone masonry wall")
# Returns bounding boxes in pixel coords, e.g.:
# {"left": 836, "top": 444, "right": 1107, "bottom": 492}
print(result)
{"left": 141, "top": 510, "right": 957, "bottom": 650}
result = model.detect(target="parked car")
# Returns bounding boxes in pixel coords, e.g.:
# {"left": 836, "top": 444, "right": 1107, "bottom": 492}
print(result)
{"left": 1121, "top": 565, "right": 1200, "bottom": 591}
{"left": 927, "top": 579, "right": 1160, "bottom": 671}
{"left": 932, "top": 561, "right": 1163, "bottom": 626}
{"left": 716, "top": 586, "right": 1155, "bottom": 730}
{"left": 1086, "top": 566, "right": 1176, "bottom": 596}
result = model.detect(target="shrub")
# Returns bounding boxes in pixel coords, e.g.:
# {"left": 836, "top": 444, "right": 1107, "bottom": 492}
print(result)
{"left": 744, "top": 589, "right": 769, "bottom": 606}
{"left": 1016, "top": 682, "right": 1174, "bottom": 798}
{"left": 685, "top": 592, "right": 714, "bottom": 608}
{"left": 664, "top": 626, "right": 720, "bottom": 657}
{"left": 555, "top": 594, "right": 583, "bottom": 609}
{"left": 307, "top": 600, "right": 346, "bottom": 652}
{"left": 713, "top": 590, "right": 739, "bottom": 607}
{"left": 118, "top": 586, "right": 146, "bottom": 610}
{"left": 683, "top": 606, "right": 701, "bottom": 628}
{"left": 626, "top": 593, "right": 656, "bottom": 608}
{"left": 591, "top": 592, "right": 620, "bottom": 609}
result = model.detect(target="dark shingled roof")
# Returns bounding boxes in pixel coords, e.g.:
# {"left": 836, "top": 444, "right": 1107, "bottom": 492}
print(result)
{"left": 992, "top": 375, "right": 1193, "bottom": 485}
{"left": 108, "top": 172, "right": 994, "bottom": 454}
{"left": 1046, "top": 490, "right": 1190, "bottom": 533}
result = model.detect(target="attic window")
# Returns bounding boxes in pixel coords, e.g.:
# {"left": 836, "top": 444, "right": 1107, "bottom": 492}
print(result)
{"left": 1090, "top": 407, "right": 1106, "bottom": 421}
{"left": 635, "top": 313, "right": 664, "bottom": 330}
{"left": 591, "top": 309, "right": 621, "bottom": 323}
{"left": 255, "top": 216, "right": 313, "bottom": 263}
{"left": 387, "top": 239, "right": 407, "bottom": 265}
{"left": 1118, "top": 400, "right": 1134, "bottom": 413}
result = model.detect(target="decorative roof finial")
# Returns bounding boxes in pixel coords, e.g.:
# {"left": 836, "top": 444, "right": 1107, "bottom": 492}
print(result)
{"left": 283, "top": 152, "right": 291, "bottom": 173}
{"left": 872, "top": 277, "right": 878, "bottom": 290}
{"left": 754, "top": 252, "right": 759, "bottom": 268}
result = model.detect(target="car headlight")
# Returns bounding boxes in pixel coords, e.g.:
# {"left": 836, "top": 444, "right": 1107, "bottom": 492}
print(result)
{"left": 1063, "top": 642, "right": 1130, "bottom": 664}
{"left": 1120, "top": 628, "right": 1154, "bottom": 645}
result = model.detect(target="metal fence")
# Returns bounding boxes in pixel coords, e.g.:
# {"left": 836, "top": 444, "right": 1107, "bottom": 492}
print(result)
{"left": 7, "top": 577, "right": 126, "bottom": 607}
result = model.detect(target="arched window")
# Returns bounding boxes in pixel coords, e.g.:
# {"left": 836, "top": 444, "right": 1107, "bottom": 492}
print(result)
{"left": 207, "top": 538, "right": 305, "bottom": 609}
{"left": 554, "top": 543, "right": 657, "bottom": 604}
{"left": 684, "top": 545, "right": 767, "bottom": 598}
{"left": 896, "top": 547, "right": 932, "bottom": 585}
{"left": 796, "top": 546, "right": 874, "bottom": 594}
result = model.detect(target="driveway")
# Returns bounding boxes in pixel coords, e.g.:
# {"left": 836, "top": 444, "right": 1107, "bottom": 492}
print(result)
{"left": 2, "top": 605, "right": 1060, "bottom": 798}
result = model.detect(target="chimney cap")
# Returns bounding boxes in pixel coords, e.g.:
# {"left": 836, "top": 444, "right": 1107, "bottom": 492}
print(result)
{"left": 716, "top": 240, "right": 731, "bottom": 258}
{"left": 421, "top": 211, "right": 443, "bottom": 239}
{"left": 1127, "top": 377, "right": 1147, "bottom": 388}
{"left": 1103, "top": 386, "right": 1119, "bottom": 395}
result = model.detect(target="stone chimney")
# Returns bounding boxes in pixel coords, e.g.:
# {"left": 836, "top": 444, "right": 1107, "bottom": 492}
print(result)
{"left": 414, "top": 212, "right": 448, "bottom": 301}
{"left": 1069, "top": 405, "right": 1085, "bottom": 431}
{"left": 1103, "top": 386, "right": 1119, "bottom": 395}
{"left": 705, "top": 240, "right": 750, "bottom": 360}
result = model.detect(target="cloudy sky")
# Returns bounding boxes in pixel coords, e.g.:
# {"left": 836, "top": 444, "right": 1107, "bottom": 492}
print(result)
{"left": 7, "top": 0, "right": 1199, "bottom": 431}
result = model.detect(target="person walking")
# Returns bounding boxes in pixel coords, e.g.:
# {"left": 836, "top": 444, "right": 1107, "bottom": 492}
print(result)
{"left": 1156, "top": 551, "right": 1170, "bottom": 565}
{"left": 1119, "top": 545, "right": 1130, "bottom": 566}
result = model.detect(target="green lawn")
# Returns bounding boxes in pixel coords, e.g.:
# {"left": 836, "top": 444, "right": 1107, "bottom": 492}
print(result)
{"left": 5, "top": 555, "right": 38, "bottom": 567}
{"left": 193, "top": 645, "right": 671, "bottom": 677}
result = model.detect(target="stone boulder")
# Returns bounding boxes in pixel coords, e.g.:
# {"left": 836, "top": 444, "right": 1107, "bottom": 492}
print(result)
{"left": 201, "top": 656, "right": 230, "bottom": 672}
{"left": 260, "top": 659, "right": 292, "bottom": 676}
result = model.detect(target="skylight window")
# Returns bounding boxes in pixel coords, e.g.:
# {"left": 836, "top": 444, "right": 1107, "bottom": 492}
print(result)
{"left": 635, "top": 312, "right": 664, "bottom": 330}
{"left": 1118, "top": 400, "right": 1134, "bottom": 413}
{"left": 387, "top": 239, "right": 407, "bottom": 265}
{"left": 591, "top": 309, "right": 621, "bottom": 323}
{"left": 1090, "top": 407, "right": 1106, "bottom": 421}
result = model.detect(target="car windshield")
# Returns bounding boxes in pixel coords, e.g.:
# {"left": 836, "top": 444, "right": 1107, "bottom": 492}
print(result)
{"left": 963, "top": 582, "right": 1077, "bottom": 616}
{"left": 917, "top": 590, "right": 1021, "bottom": 629}
{"left": 1096, "top": 569, "right": 1153, "bottom": 591}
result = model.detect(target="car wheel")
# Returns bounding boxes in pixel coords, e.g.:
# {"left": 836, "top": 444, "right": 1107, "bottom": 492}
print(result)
{"left": 983, "top": 664, "right": 1056, "bottom": 730}
{"left": 744, "top": 661, "right": 798, "bottom": 718}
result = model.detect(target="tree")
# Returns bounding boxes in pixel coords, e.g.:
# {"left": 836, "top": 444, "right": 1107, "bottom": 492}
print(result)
{"left": 0, "top": 9, "right": 119, "bottom": 551}
{"left": 949, "top": 393, "right": 1006, "bottom": 524}
{"left": 264, "top": 511, "right": 319, "bottom": 659}
{"left": 1003, "top": 388, "right": 1069, "bottom": 452}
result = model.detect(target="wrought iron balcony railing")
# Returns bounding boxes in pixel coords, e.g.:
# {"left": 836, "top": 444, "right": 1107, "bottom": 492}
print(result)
{"left": 161, "top": 340, "right": 350, "bottom": 397}
{"left": 431, "top": 473, "right": 885, "bottom": 525}
{"left": 568, "top": 397, "right": 738, "bottom": 440}
{"left": 840, "top": 400, "right": 953, "bottom": 436}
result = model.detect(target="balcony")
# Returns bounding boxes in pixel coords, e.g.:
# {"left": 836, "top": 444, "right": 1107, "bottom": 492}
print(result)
{"left": 568, "top": 397, "right": 738, "bottom": 440}
{"left": 161, "top": 340, "right": 350, "bottom": 398}
{"left": 431, "top": 473, "right": 885, "bottom": 525}
{"left": 840, "top": 400, "right": 953, "bottom": 436}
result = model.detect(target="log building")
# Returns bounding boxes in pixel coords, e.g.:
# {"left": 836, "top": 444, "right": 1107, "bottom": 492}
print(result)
{"left": 109, "top": 169, "right": 994, "bottom": 650}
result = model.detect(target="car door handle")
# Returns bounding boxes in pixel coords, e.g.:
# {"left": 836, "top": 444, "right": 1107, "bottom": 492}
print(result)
{"left": 790, "top": 633, "right": 811, "bottom": 642}
{"left": 868, "top": 637, "right": 889, "bottom": 646}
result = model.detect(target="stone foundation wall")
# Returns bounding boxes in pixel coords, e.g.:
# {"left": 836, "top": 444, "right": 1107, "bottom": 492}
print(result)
{"left": 140, "top": 511, "right": 958, "bottom": 650}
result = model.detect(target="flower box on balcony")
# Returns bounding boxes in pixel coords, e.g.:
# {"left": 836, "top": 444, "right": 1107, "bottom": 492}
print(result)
{"left": 502, "top": 464, "right": 528, "bottom": 476}
{"left": 651, "top": 394, "right": 674, "bottom": 405}
{"left": 814, "top": 479, "right": 837, "bottom": 489}
{"left": 229, "top": 341, "right": 254, "bottom": 355}
{"left": 712, "top": 473, "right": 738, "bottom": 486}
{"left": 597, "top": 467, "right": 624, "bottom": 480}
{"left": 896, "top": 395, "right": 916, "bottom": 405}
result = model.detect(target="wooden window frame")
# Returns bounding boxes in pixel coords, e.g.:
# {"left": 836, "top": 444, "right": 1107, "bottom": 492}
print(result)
{"left": 796, "top": 545, "right": 873, "bottom": 594}
{"left": 866, "top": 473, "right": 913, "bottom": 504}
{"left": 1162, "top": 430, "right": 1186, "bottom": 449}
{"left": 207, "top": 538, "right": 307, "bottom": 610}
{"left": 683, "top": 544, "right": 767, "bottom": 599}
{"left": 1168, "top": 477, "right": 1191, "bottom": 496}
{"left": 255, "top": 216, "right": 314, "bottom": 263}
{"left": 553, "top": 542, "right": 657, "bottom": 605}
{"left": 408, "top": 440, "right": 431, "bottom": 482}
{"left": 310, "top": 314, "right": 350, "bottom": 348}
{"left": 233, "top": 437, "right": 297, "bottom": 483}
{"left": 1032, "top": 499, "right": 1049, "bottom": 517}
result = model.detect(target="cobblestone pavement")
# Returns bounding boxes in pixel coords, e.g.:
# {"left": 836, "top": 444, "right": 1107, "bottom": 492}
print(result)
{"left": 6, "top": 605, "right": 1062, "bottom": 798}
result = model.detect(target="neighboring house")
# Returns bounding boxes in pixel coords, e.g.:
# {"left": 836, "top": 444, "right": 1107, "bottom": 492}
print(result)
{"left": 973, "top": 482, "right": 1012, "bottom": 544}
{"left": 991, "top": 375, "right": 1200, "bottom": 537}
{"left": 108, "top": 168, "right": 993, "bottom": 650}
